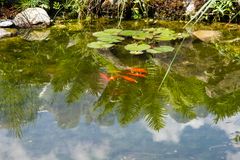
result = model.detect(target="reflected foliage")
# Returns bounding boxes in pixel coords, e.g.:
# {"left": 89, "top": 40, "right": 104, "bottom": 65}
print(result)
{"left": 0, "top": 23, "right": 240, "bottom": 137}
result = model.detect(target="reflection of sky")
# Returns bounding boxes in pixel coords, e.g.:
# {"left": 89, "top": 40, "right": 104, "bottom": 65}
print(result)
{"left": 1, "top": 112, "right": 240, "bottom": 160}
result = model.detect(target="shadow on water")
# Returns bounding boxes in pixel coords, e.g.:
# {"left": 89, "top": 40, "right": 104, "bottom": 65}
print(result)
{"left": 0, "top": 20, "right": 240, "bottom": 140}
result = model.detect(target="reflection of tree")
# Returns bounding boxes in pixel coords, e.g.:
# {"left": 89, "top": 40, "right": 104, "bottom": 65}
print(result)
{"left": 0, "top": 79, "right": 40, "bottom": 137}
{"left": 1, "top": 26, "right": 240, "bottom": 136}
{"left": 95, "top": 61, "right": 167, "bottom": 131}
{"left": 161, "top": 73, "right": 207, "bottom": 121}
{"left": 207, "top": 91, "right": 240, "bottom": 122}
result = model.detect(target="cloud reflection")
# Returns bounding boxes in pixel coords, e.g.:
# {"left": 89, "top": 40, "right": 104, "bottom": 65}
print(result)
{"left": 227, "top": 152, "right": 240, "bottom": 160}
{"left": 144, "top": 113, "right": 240, "bottom": 145}
{"left": 144, "top": 115, "right": 205, "bottom": 143}
{"left": 0, "top": 130, "right": 110, "bottom": 160}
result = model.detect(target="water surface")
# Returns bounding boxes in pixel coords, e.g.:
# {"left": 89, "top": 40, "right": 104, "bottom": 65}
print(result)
{"left": 0, "top": 20, "right": 240, "bottom": 160}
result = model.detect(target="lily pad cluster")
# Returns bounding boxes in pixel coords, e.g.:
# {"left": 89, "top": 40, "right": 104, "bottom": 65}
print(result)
{"left": 87, "top": 27, "right": 189, "bottom": 55}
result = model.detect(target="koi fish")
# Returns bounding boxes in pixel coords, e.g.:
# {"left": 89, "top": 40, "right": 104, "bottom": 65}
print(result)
{"left": 99, "top": 73, "right": 110, "bottom": 82}
{"left": 109, "top": 76, "right": 118, "bottom": 80}
{"left": 125, "top": 67, "right": 148, "bottom": 74}
{"left": 125, "top": 72, "right": 146, "bottom": 78}
{"left": 120, "top": 75, "right": 137, "bottom": 83}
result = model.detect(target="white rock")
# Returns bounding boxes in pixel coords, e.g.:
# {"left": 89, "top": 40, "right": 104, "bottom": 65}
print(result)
{"left": 13, "top": 7, "right": 50, "bottom": 28}
{"left": 0, "top": 20, "right": 14, "bottom": 27}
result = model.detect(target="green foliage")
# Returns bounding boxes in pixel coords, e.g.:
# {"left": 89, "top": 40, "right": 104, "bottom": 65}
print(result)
{"left": 185, "top": 0, "right": 240, "bottom": 26}
{"left": 146, "top": 46, "right": 174, "bottom": 54}
{"left": 209, "top": 0, "right": 237, "bottom": 21}
{"left": 18, "top": 0, "right": 50, "bottom": 9}
{"left": 132, "top": 0, "right": 149, "bottom": 19}
{"left": 87, "top": 41, "right": 115, "bottom": 49}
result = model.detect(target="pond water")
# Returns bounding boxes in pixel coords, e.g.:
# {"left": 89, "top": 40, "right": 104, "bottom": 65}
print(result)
{"left": 0, "top": 20, "right": 240, "bottom": 160}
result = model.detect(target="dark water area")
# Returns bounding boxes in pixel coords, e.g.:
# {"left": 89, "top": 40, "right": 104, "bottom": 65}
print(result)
{"left": 0, "top": 20, "right": 240, "bottom": 160}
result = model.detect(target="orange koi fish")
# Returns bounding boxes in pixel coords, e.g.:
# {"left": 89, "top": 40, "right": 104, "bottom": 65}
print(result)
{"left": 126, "top": 72, "right": 146, "bottom": 78}
{"left": 109, "top": 76, "right": 119, "bottom": 80}
{"left": 120, "top": 75, "right": 138, "bottom": 83}
{"left": 126, "top": 67, "right": 148, "bottom": 74}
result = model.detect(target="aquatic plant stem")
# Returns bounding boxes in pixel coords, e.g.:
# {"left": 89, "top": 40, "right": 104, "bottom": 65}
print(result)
{"left": 158, "top": 38, "right": 185, "bottom": 92}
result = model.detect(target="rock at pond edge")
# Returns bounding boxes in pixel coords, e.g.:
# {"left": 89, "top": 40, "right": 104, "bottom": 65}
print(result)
{"left": 13, "top": 7, "right": 50, "bottom": 28}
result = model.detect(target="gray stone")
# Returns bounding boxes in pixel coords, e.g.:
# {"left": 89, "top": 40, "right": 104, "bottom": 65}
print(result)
{"left": 13, "top": 7, "right": 50, "bottom": 28}
{"left": 192, "top": 30, "right": 222, "bottom": 43}
{"left": 0, "top": 20, "right": 14, "bottom": 28}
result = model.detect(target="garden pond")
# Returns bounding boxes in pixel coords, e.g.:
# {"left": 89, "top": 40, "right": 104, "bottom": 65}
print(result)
{"left": 0, "top": 20, "right": 240, "bottom": 160}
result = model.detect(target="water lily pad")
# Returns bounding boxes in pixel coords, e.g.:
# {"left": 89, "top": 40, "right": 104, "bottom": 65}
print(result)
{"left": 147, "top": 46, "right": 175, "bottom": 54}
{"left": 132, "top": 31, "right": 153, "bottom": 40}
{"left": 92, "top": 31, "right": 111, "bottom": 37}
{"left": 154, "top": 34, "right": 177, "bottom": 41}
{"left": 103, "top": 29, "right": 122, "bottom": 35}
{"left": 144, "top": 27, "right": 175, "bottom": 36}
{"left": 158, "top": 28, "right": 176, "bottom": 35}
{"left": 97, "top": 35, "right": 124, "bottom": 43}
{"left": 143, "top": 28, "right": 156, "bottom": 33}
{"left": 124, "top": 43, "right": 151, "bottom": 52}
{"left": 87, "top": 41, "right": 114, "bottom": 49}
{"left": 119, "top": 30, "right": 139, "bottom": 37}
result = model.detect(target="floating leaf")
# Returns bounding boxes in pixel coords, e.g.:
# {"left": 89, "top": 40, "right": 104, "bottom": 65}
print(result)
{"left": 158, "top": 28, "right": 176, "bottom": 35}
{"left": 143, "top": 27, "right": 175, "bottom": 36}
{"left": 147, "top": 46, "right": 175, "bottom": 54}
{"left": 132, "top": 31, "right": 153, "bottom": 40}
{"left": 120, "top": 30, "right": 139, "bottom": 37}
{"left": 87, "top": 41, "right": 114, "bottom": 49}
{"left": 154, "top": 34, "right": 177, "bottom": 41}
{"left": 124, "top": 43, "right": 151, "bottom": 52}
{"left": 92, "top": 31, "right": 111, "bottom": 37}
{"left": 143, "top": 28, "right": 156, "bottom": 33}
{"left": 97, "top": 35, "right": 124, "bottom": 43}
{"left": 103, "top": 29, "right": 122, "bottom": 35}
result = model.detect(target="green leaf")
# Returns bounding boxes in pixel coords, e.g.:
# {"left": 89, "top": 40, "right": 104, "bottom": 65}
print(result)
{"left": 143, "top": 27, "right": 175, "bottom": 36}
{"left": 87, "top": 41, "right": 114, "bottom": 49}
{"left": 103, "top": 29, "right": 123, "bottom": 35}
{"left": 92, "top": 31, "right": 111, "bottom": 37}
{"left": 124, "top": 43, "right": 151, "bottom": 52}
{"left": 132, "top": 31, "right": 153, "bottom": 40}
{"left": 154, "top": 34, "right": 177, "bottom": 41}
{"left": 97, "top": 35, "right": 124, "bottom": 43}
{"left": 147, "top": 46, "right": 175, "bottom": 54}
{"left": 119, "top": 30, "right": 139, "bottom": 37}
